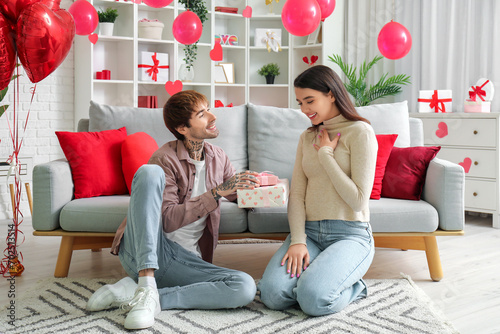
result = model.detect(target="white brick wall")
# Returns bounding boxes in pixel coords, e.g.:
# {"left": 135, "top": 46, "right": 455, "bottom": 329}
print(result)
{"left": 0, "top": 0, "right": 75, "bottom": 219}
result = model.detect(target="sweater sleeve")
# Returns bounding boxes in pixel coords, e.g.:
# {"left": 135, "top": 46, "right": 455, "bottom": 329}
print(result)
{"left": 317, "top": 126, "right": 377, "bottom": 212}
{"left": 287, "top": 132, "right": 308, "bottom": 245}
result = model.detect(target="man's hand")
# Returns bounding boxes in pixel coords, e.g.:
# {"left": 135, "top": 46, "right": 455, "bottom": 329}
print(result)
{"left": 313, "top": 128, "right": 340, "bottom": 151}
{"left": 281, "top": 244, "right": 310, "bottom": 278}
{"left": 212, "top": 171, "right": 260, "bottom": 200}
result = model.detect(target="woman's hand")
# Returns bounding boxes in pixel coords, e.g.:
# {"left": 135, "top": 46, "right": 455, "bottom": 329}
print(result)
{"left": 313, "top": 128, "right": 340, "bottom": 151}
{"left": 281, "top": 244, "right": 310, "bottom": 278}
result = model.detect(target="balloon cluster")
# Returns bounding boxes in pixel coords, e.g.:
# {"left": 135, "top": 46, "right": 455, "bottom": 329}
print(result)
{"left": 281, "top": 0, "right": 335, "bottom": 37}
{"left": 0, "top": 0, "right": 75, "bottom": 90}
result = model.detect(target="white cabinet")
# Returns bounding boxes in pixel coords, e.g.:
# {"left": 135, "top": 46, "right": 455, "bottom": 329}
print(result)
{"left": 411, "top": 113, "right": 500, "bottom": 228}
{"left": 74, "top": 0, "right": 325, "bottom": 126}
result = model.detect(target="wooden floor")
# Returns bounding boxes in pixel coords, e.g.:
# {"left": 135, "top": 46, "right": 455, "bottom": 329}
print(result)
{"left": 1, "top": 214, "right": 499, "bottom": 334}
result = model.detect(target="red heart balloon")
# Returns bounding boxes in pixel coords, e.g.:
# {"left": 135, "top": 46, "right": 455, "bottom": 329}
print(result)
{"left": 0, "top": 0, "right": 60, "bottom": 22}
{"left": 16, "top": 3, "right": 75, "bottom": 83}
{"left": 0, "top": 14, "right": 16, "bottom": 91}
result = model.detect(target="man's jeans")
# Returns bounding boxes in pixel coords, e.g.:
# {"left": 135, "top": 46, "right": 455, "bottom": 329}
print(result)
{"left": 258, "top": 220, "right": 375, "bottom": 316}
{"left": 119, "top": 165, "right": 256, "bottom": 310}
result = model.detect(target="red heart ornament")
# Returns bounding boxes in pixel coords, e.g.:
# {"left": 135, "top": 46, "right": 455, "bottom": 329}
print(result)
{"left": 17, "top": 3, "right": 75, "bottom": 83}
{"left": 165, "top": 80, "right": 183, "bottom": 95}
{"left": 435, "top": 121, "right": 448, "bottom": 138}
{"left": 302, "top": 56, "right": 309, "bottom": 64}
{"left": 210, "top": 42, "right": 223, "bottom": 61}
{"left": 459, "top": 157, "right": 472, "bottom": 173}
{"left": 310, "top": 55, "right": 319, "bottom": 65}
{"left": 242, "top": 6, "right": 252, "bottom": 18}
{"left": 88, "top": 33, "right": 98, "bottom": 44}
{"left": 0, "top": 13, "right": 16, "bottom": 91}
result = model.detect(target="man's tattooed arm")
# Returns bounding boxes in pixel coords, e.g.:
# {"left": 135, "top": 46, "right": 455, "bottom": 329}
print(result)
{"left": 211, "top": 172, "right": 259, "bottom": 201}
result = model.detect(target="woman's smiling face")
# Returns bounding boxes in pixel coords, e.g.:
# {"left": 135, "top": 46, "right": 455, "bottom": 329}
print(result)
{"left": 295, "top": 87, "right": 340, "bottom": 125}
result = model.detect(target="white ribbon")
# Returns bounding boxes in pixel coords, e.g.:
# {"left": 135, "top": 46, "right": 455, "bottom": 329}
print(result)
{"left": 262, "top": 31, "right": 282, "bottom": 53}
{"left": 6, "top": 157, "right": 21, "bottom": 189}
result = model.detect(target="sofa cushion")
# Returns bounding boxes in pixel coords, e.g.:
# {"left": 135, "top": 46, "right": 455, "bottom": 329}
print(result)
{"left": 356, "top": 101, "right": 411, "bottom": 147}
{"left": 382, "top": 146, "right": 441, "bottom": 200}
{"left": 248, "top": 207, "right": 290, "bottom": 234}
{"left": 122, "top": 132, "right": 159, "bottom": 193}
{"left": 60, "top": 196, "right": 129, "bottom": 232}
{"left": 371, "top": 134, "right": 398, "bottom": 200}
{"left": 218, "top": 199, "right": 248, "bottom": 233}
{"left": 56, "top": 127, "right": 128, "bottom": 199}
{"left": 89, "top": 101, "right": 176, "bottom": 147}
{"left": 207, "top": 105, "right": 248, "bottom": 172}
{"left": 369, "top": 198, "right": 439, "bottom": 232}
{"left": 247, "top": 104, "right": 310, "bottom": 181}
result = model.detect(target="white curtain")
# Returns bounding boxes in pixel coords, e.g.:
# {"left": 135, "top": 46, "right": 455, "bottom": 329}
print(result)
{"left": 344, "top": 0, "right": 500, "bottom": 112}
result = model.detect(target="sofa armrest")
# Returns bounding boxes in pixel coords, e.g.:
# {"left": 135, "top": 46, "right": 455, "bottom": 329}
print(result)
{"left": 32, "top": 159, "right": 74, "bottom": 231}
{"left": 422, "top": 157, "right": 465, "bottom": 231}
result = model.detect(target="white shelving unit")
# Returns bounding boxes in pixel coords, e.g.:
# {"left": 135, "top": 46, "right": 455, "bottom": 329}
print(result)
{"left": 74, "top": 0, "right": 325, "bottom": 127}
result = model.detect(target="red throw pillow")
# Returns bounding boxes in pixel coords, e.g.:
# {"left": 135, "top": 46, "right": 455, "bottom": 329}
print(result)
{"left": 56, "top": 127, "right": 128, "bottom": 199}
{"left": 381, "top": 146, "right": 441, "bottom": 200}
{"left": 121, "top": 132, "right": 159, "bottom": 193}
{"left": 370, "top": 134, "right": 398, "bottom": 200}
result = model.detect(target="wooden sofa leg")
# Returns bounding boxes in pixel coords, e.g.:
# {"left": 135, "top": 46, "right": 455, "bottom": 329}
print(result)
{"left": 424, "top": 236, "right": 443, "bottom": 282}
{"left": 54, "top": 236, "right": 75, "bottom": 278}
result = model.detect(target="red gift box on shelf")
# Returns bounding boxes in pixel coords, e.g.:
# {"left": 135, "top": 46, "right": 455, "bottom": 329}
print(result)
{"left": 256, "top": 172, "right": 279, "bottom": 186}
{"left": 418, "top": 90, "right": 452, "bottom": 113}
{"left": 138, "top": 96, "right": 158, "bottom": 108}
{"left": 138, "top": 52, "right": 169, "bottom": 82}
{"left": 237, "top": 179, "right": 289, "bottom": 208}
{"left": 95, "top": 70, "right": 111, "bottom": 80}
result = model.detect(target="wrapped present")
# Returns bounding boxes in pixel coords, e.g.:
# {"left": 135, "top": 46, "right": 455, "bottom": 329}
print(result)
{"left": 254, "top": 28, "right": 282, "bottom": 52}
{"left": 418, "top": 90, "right": 452, "bottom": 113}
{"left": 256, "top": 172, "right": 279, "bottom": 186}
{"left": 464, "top": 100, "right": 491, "bottom": 113}
{"left": 468, "top": 78, "right": 494, "bottom": 102}
{"left": 237, "top": 179, "right": 288, "bottom": 208}
{"left": 138, "top": 52, "right": 169, "bottom": 82}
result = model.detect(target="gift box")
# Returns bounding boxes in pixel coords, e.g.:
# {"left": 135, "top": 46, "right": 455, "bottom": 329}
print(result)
{"left": 468, "top": 78, "right": 495, "bottom": 102}
{"left": 138, "top": 95, "right": 158, "bottom": 108}
{"left": 254, "top": 28, "right": 282, "bottom": 52}
{"left": 138, "top": 52, "right": 169, "bottom": 82}
{"left": 256, "top": 172, "right": 279, "bottom": 186}
{"left": 464, "top": 100, "right": 491, "bottom": 113}
{"left": 237, "top": 179, "right": 288, "bottom": 208}
{"left": 418, "top": 90, "right": 452, "bottom": 113}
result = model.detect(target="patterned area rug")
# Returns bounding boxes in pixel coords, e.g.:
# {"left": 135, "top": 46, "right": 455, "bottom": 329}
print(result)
{"left": 1, "top": 277, "right": 458, "bottom": 334}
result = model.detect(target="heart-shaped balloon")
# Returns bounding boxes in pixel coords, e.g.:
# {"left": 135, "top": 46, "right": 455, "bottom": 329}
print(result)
{"left": 16, "top": 2, "right": 75, "bottom": 83}
{"left": 0, "top": 14, "right": 16, "bottom": 91}
{"left": 210, "top": 42, "right": 223, "bottom": 61}
{"left": 0, "top": 0, "right": 60, "bottom": 22}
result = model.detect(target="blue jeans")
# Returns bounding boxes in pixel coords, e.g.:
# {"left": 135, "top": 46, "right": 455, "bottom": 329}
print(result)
{"left": 258, "top": 220, "right": 374, "bottom": 316}
{"left": 119, "top": 165, "right": 256, "bottom": 310}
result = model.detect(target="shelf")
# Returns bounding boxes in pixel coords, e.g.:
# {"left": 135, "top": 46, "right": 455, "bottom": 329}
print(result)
{"left": 94, "top": 80, "right": 134, "bottom": 84}
{"left": 249, "top": 84, "right": 288, "bottom": 88}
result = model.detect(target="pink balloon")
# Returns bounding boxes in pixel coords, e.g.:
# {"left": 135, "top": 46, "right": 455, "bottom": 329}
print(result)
{"left": 316, "top": 0, "right": 336, "bottom": 21}
{"left": 172, "top": 10, "right": 202, "bottom": 45}
{"left": 142, "top": 0, "right": 173, "bottom": 9}
{"left": 281, "top": 0, "right": 321, "bottom": 37}
{"left": 377, "top": 21, "right": 412, "bottom": 60}
{"left": 68, "top": 0, "right": 98, "bottom": 36}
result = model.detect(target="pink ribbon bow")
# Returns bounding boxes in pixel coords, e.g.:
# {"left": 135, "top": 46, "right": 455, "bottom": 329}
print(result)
{"left": 138, "top": 52, "right": 169, "bottom": 82}
{"left": 418, "top": 90, "right": 452, "bottom": 113}
{"left": 469, "top": 80, "right": 489, "bottom": 101}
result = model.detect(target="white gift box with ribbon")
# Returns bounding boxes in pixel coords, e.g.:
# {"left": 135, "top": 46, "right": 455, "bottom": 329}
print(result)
{"left": 138, "top": 52, "right": 169, "bottom": 82}
{"left": 254, "top": 28, "right": 282, "bottom": 52}
{"left": 417, "top": 90, "right": 453, "bottom": 113}
{"left": 467, "top": 78, "right": 495, "bottom": 102}
{"left": 237, "top": 179, "right": 288, "bottom": 208}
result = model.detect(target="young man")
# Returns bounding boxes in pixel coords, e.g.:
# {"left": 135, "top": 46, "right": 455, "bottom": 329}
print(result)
{"left": 86, "top": 91, "right": 260, "bottom": 330}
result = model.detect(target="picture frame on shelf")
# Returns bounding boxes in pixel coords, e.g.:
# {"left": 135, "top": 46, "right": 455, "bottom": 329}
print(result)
{"left": 219, "top": 62, "right": 234, "bottom": 84}
{"left": 214, "top": 65, "right": 227, "bottom": 83}
{"left": 306, "top": 25, "right": 322, "bottom": 45}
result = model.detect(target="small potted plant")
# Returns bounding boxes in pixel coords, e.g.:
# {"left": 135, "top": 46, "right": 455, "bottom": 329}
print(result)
{"left": 258, "top": 63, "right": 280, "bottom": 84}
{"left": 98, "top": 8, "right": 119, "bottom": 36}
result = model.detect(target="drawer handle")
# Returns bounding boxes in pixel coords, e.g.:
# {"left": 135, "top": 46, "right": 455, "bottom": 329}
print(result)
{"left": 473, "top": 192, "right": 478, "bottom": 197}
{"left": 474, "top": 161, "right": 478, "bottom": 166}
{"left": 473, "top": 130, "right": 478, "bottom": 135}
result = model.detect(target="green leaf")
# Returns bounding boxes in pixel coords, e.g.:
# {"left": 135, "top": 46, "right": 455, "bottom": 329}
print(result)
{"left": 0, "top": 86, "right": 8, "bottom": 103}
{"left": 0, "top": 104, "right": 8, "bottom": 118}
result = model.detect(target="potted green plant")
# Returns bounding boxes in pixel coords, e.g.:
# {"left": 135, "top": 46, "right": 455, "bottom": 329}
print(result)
{"left": 98, "top": 8, "right": 119, "bottom": 36}
{"left": 328, "top": 54, "right": 411, "bottom": 107}
{"left": 258, "top": 63, "right": 280, "bottom": 84}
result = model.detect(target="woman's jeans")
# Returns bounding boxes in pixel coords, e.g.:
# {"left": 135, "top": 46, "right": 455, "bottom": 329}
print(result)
{"left": 118, "top": 165, "right": 256, "bottom": 310}
{"left": 258, "top": 220, "right": 375, "bottom": 316}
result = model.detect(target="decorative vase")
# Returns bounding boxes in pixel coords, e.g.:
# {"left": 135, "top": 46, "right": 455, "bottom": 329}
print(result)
{"left": 99, "top": 22, "right": 114, "bottom": 36}
{"left": 265, "top": 75, "right": 275, "bottom": 84}
{"left": 179, "top": 63, "right": 195, "bottom": 82}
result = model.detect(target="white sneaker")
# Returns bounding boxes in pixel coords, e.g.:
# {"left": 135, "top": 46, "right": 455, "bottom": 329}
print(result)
{"left": 123, "top": 286, "right": 161, "bottom": 330}
{"left": 86, "top": 277, "right": 137, "bottom": 311}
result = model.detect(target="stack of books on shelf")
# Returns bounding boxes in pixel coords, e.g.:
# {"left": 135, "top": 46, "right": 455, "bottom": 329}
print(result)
{"left": 215, "top": 6, "right": 238, "bottom": 14}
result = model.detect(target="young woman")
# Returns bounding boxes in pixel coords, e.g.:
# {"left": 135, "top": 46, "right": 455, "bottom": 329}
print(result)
{"left": 258, "top": 65, "right": 378, "bottom": 316}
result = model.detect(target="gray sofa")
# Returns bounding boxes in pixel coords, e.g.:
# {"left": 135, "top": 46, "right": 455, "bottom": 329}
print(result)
{"left": 32, "top": 101, "right": 465, "bottom": 280}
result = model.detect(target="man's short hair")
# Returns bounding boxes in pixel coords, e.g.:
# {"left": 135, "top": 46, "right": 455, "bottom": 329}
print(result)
{"left": 163, "top": 90, "right": 208, "bottom": 140}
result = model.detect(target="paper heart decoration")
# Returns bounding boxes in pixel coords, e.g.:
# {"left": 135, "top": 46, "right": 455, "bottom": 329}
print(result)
{"left": 210, "top": 42, "right": 223, "bottom": 61}
{"left": 242, "top": 6, "right": 252, "bottom": 18}
{"left": 16, "top": 3, "right": 75, "bottom": 83}
{"left": 435, "top": 122, "right": 448, "bottom": 138}
{"left": 459, "top": 157, "right": 472, "bottom": 173}
{"left": 165, "top": 80, "right": 183, "bottom": 95}
{"left": 302, "top": 55, "right": 319, "bottom": 66}
{"left": 88, "top": 33, "right": 98, "bottom": 44}
{"left": 0, "top": 14, "right": 16, "bottom": 91}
